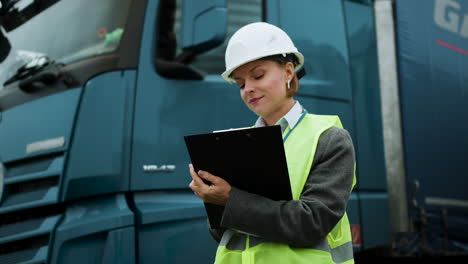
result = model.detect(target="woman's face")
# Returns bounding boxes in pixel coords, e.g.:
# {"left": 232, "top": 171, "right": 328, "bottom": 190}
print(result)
{"left": 232, "top": 59, "right": 294, "bottom": 123}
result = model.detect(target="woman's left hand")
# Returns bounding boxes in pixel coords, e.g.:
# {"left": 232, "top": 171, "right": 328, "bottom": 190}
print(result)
{"left": 189, "top": 164, "right": 232, "bottom": 206}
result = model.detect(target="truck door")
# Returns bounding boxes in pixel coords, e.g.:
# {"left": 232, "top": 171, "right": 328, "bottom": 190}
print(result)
{"left": 264, "top": 0, "right": 390, "bottom": 250}
{"left": 131, "top": 0, "right": 263, "bottom": 263}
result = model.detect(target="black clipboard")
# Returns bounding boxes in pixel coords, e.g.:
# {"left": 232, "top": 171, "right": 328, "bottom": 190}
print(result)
{"left": 184, "top": 125, "right": 292, "bottom": 229}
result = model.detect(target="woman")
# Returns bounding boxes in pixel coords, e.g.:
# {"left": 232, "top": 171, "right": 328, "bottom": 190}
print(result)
{"left": 189, "top": 22, "right": 355, "bottom": 264}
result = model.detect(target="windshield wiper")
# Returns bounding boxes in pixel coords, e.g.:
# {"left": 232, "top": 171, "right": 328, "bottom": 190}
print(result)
{"left": 4, "top": 55, "right": 65, "bottom": 93}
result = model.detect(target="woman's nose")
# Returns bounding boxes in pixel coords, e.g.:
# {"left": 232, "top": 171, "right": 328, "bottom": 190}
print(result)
{"left": 244, "top": 81, "right": 255, "bottom": 92}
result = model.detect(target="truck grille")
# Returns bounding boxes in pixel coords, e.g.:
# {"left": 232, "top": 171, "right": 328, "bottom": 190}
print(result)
{"left": 0, "top": 152, "right": 65, "bottom": 264}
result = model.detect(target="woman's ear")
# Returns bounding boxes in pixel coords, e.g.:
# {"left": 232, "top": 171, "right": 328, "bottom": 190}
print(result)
{"left": 285, "top": 62, "right": 295, "bottom": 81}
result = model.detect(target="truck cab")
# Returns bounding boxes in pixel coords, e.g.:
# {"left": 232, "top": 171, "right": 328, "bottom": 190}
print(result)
{"left": 0, "top": 0, "right": 393, "bottom": 263}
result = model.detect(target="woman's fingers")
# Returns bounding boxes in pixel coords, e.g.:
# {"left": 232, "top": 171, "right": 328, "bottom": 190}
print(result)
{"left": 197, "top": 170, "right": 217, "bottom": 184}
{"left": 188, "top": 165, "right": 231, "bottom": 205}
{"left": 189, "top": 164, "right": 197, "bottom": 178}
{"left": 189, "top": 165, "right": 211, "bottom": 196}
{"left": 189, "top": 164, "right": 204, "bottom": 185}
{"left": 189, "top": 180, "right": 195, "bottom": 190}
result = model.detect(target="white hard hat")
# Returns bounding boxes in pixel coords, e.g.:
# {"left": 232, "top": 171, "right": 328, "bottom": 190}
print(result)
{"left": 221, "top": 22, "right": 304, "bottom": 83}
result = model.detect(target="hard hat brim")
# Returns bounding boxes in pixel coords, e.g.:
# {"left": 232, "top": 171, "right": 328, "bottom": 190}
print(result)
{"left": 221, "top": 51, "right": 305, "bottom": 83}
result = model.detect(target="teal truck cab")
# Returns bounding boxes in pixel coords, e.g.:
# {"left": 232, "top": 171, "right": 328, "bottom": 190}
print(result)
{"left": 0, "top": 0, "right": 466, "bottom": 263}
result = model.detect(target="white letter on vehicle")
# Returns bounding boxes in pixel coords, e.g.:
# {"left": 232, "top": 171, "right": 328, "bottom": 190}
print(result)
{"left": 435, "top": 0, "right": 460, "bottom": 34}
{"left": 461, "top": 14, "right": 468, "bottom": 37}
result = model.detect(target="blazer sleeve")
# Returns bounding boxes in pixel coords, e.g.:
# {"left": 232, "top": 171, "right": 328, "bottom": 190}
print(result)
{"left": 218, "top": 127, "right": 355, "bottom": 247}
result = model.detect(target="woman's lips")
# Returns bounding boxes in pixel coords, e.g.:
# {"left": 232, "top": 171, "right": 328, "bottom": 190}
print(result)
{"left": 249, "top": 96, "right": 263, "bottom": 104}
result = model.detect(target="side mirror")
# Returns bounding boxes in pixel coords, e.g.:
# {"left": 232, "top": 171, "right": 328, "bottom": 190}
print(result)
{"left": 0, "top": 29, "right": 11, "bottom": 63}
{"left": 180, "top": 0, "right": 227, "bottom": 54}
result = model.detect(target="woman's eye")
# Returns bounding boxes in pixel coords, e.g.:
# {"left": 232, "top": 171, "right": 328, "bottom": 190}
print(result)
{"left": 238, "top": 84, "right": 245, "bottom": 89}
{"left": 254, "top": 74, "right": 264, "bottom": 80}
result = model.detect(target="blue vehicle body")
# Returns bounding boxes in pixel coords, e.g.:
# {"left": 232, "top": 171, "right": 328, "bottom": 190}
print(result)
{"left": 0, "top": 0, "right": 466, "bottom": 263}
{"left": 393, "top": 0, "right": 468, "bottom": 255}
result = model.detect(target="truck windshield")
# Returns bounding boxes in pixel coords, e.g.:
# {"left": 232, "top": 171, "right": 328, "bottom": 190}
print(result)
{"left": 0, "top": 0, "right": 132, "bottom": 88}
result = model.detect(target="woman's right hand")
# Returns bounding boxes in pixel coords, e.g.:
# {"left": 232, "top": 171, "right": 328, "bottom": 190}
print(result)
{"left": 188, "top": 164, "right": 232, "bottom": 206}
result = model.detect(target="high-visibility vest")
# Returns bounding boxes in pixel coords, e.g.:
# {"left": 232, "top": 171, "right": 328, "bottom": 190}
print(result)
{"left": 214, "top": 114, "right": 356, "bottom": 264}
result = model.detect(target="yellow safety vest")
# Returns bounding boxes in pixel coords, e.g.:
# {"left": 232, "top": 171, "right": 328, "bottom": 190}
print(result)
{"left": 214, "top": 114, "right": 356, "bottom": 264}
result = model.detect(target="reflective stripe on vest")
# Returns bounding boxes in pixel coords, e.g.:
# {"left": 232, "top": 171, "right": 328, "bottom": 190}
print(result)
{"left": 215, "top": 114, "right": 356, "bottom": 264}
{"left": 219, "top": 230, "right": 354, "bottom": 263}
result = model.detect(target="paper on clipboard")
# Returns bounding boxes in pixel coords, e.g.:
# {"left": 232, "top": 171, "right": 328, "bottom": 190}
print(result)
{"left": 213, "top": 126, "right": 252, "bottom": 133}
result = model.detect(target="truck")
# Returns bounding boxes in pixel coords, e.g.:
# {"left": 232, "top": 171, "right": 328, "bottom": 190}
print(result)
{"left": 0, "top": 0, "right": 466, "bottom": 263}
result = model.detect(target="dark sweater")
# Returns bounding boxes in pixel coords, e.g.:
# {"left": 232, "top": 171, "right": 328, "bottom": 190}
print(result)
{"left": 209, "top": 127, "right": 355, "bottom": 248}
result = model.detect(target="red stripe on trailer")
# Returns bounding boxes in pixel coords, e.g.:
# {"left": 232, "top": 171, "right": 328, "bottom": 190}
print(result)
{"left": 351, "top": 225, "right": 362, "bottom": 247}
